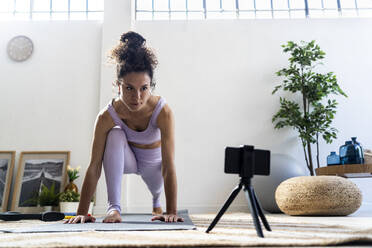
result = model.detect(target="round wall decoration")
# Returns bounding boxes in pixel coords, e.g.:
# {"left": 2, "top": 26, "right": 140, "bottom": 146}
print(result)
{"left": 7, "top": 35, "right": 34, "bottom": 62}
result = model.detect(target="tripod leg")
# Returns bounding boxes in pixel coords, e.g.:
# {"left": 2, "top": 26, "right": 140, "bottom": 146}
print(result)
{"left": 251, "top": 188, "right": 272, "bottom": 231}
{"left": 244, "top": 186, "right": 264, "bottom": 238}
{"left": 206, "top": 183, "right": 242, "bottom": 233}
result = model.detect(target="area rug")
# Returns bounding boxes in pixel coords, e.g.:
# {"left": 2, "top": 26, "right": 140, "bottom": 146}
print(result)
{"left": 0, "top": 212, "right": 371, "bottom": 247}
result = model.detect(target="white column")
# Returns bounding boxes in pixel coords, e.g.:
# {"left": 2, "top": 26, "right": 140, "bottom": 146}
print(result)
{"left": 95, "top": 0, "right": 135, "bottom": 215}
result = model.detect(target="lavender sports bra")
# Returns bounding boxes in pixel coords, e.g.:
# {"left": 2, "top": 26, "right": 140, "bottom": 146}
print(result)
{"left": 107, "top": 97, "right": 166, "bottom": 145}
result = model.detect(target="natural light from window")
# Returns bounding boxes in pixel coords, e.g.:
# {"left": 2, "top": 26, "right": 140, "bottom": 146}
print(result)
{"left": 135, "top": 0, "right": 372, "bottom": 20}
{"left": 0, "top": 0, "right": 104, "bottom": 21}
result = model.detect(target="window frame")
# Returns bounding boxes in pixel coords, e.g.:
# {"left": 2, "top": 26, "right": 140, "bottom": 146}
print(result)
{"left": 0, "top": 0, "right": 104, "bottom": 20}
{"left": 135, "top": 0, "right": 372, "bottom": 20}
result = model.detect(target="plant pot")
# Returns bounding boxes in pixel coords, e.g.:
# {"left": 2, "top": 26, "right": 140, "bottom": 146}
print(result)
{"left": 59, "top": 202, "right": 94, "bottom": 215}
{"left": 64, "top": 181, "right": 78, "bottom": 193}
{"left": 275, "top": 176, "right": 362, "bottom": 216}
{"left": 88, "top": 202, "right": 93, "bottom": 215}
{"left": 42, "top": 205, "right": 53, "bottom": 212}
{"left": 59, "top": 202, "right": 79, "bottom": 213}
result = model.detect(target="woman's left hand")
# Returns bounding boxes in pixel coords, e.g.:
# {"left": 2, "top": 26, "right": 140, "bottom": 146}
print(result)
{"left": 151, "top": 213, "right": 184, "bottom": 222}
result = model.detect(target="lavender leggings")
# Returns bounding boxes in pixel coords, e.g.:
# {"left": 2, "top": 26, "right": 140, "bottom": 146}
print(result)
{"left": 103, "top": 127, "right": 163, "bottom": 214}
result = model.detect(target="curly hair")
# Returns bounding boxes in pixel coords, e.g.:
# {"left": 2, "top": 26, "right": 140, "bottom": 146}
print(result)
{"left": 109, "top": 31, "right": 158, "bottom": 89}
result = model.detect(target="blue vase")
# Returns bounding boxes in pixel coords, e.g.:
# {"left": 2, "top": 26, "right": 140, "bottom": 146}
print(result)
{"left": 339, "top": 137, "right": 365, "bottom": 165}
{"left": 327, "top": 151, "right": 340, "bottom": 166}
{"left": 340, "top": 141, "right": 353, "bottom": 164}
{"left": 351, "top": 137, "right": 364, "bottom": 164}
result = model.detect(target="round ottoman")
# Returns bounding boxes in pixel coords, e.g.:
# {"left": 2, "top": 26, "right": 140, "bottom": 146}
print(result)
{"left": 275, "top": 176, "right": 362, "bottom": 216}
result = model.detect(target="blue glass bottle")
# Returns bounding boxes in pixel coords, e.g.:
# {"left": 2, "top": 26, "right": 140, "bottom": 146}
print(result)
{"left": 340, "top": 141, "right": 353, "bottom": 165}
{"left": 351, "top": 137, "right": 364, "bottom": 164}
{"left": 327, "top": 151, "right": 340, "bottom": 166}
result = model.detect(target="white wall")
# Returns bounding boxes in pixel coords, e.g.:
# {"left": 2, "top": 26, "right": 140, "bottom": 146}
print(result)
{"left": 0, "top": 21, "right": 102, "bottom": 210}
{"left": 131, "top": 18, "right": 372, "bottom": 213}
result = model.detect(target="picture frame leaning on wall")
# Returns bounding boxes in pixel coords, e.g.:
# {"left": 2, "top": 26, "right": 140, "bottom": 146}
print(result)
{"left": 11, "top": 151, "right": 70, "bottom": 213}
{"left": 0, "top": 151, "right": 16, "bottom": 212}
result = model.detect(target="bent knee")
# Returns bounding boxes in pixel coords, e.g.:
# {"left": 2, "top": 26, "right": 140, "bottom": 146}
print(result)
{"left": 107, "top": 127, "right": 127, "bottom": 142}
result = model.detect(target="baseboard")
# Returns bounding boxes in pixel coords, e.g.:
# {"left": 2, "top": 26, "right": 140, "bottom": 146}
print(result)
{"left": 92, "top": 204, "right": 250, "bottom": 215}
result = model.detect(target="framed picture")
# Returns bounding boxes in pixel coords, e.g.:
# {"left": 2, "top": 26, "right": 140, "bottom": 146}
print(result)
{"left": 0, "top": 151, "right": 16, "bottom": 212}
{"left": 11, "top": 151, "right": 70, "bottom": 213}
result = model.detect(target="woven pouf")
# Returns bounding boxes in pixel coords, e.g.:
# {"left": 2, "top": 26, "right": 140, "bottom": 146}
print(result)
{"left": 275, "top": 176, "right": 362, "bottom": 216}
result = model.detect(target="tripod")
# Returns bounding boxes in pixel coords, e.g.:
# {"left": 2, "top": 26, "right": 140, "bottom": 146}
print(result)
{"left": 206, "top": 177, "right": 271, "bottom": 238}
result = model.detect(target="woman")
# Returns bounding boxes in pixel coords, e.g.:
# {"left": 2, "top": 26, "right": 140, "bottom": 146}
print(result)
{"left": 65, "top": 31, "right": 183, "bottom": 224}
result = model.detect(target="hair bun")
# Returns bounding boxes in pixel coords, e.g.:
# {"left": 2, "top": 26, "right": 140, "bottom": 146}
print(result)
{"left": 120, "top": 31, "right": 146, "bottom": 49}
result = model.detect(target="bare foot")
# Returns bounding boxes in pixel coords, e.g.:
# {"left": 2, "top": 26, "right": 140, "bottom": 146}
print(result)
{"left": 152, "top": 207, "right": 163, "bottom": 215}
{"left": 103, "top": 210, "right": 122, "bottom": 223}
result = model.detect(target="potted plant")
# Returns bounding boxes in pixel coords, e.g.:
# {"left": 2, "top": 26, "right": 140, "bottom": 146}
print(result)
{"left": 272, "top": 40, "right": 347, "bottom": 176}
{"left": 272, "top": 41, "right": 361, "bottom": 216}
{"left": 37, "top": 182, "right": 61, "bottom": 212}
{"left": 64, "top": 165, "right": 80, "bottom": 193}
{"left": 59, "top": 190, "right": 80, "bottom": 213}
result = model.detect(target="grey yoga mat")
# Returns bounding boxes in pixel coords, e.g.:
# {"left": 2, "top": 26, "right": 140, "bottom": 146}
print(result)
{"left": 0, "top": 209, "right": 196, "bottom": 233}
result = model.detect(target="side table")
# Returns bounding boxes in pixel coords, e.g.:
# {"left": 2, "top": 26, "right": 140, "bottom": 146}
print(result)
{"left": 315, "top": 164, "right": 372, "bottom": 178}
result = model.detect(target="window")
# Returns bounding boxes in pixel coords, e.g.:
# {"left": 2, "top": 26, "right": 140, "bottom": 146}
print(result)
{"left": 135, "top": 0, "right": 372, "bottom": 20}
{"left": 0, "top": 0, "right": 104, "bottom": 21}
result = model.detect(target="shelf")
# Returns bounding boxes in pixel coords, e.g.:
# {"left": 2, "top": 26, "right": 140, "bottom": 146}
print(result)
{"left": 315, "top": 163, "right": 372, "bottom": 178}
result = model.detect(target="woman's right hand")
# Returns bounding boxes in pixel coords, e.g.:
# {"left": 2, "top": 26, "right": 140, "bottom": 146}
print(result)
{"left": 63, "top": 215, "right": 96, "bottom": 224}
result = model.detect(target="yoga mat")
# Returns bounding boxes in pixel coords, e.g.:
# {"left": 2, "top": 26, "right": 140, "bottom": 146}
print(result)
{"left": 0, "top": 209, "right": 196, "bottom": 233}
